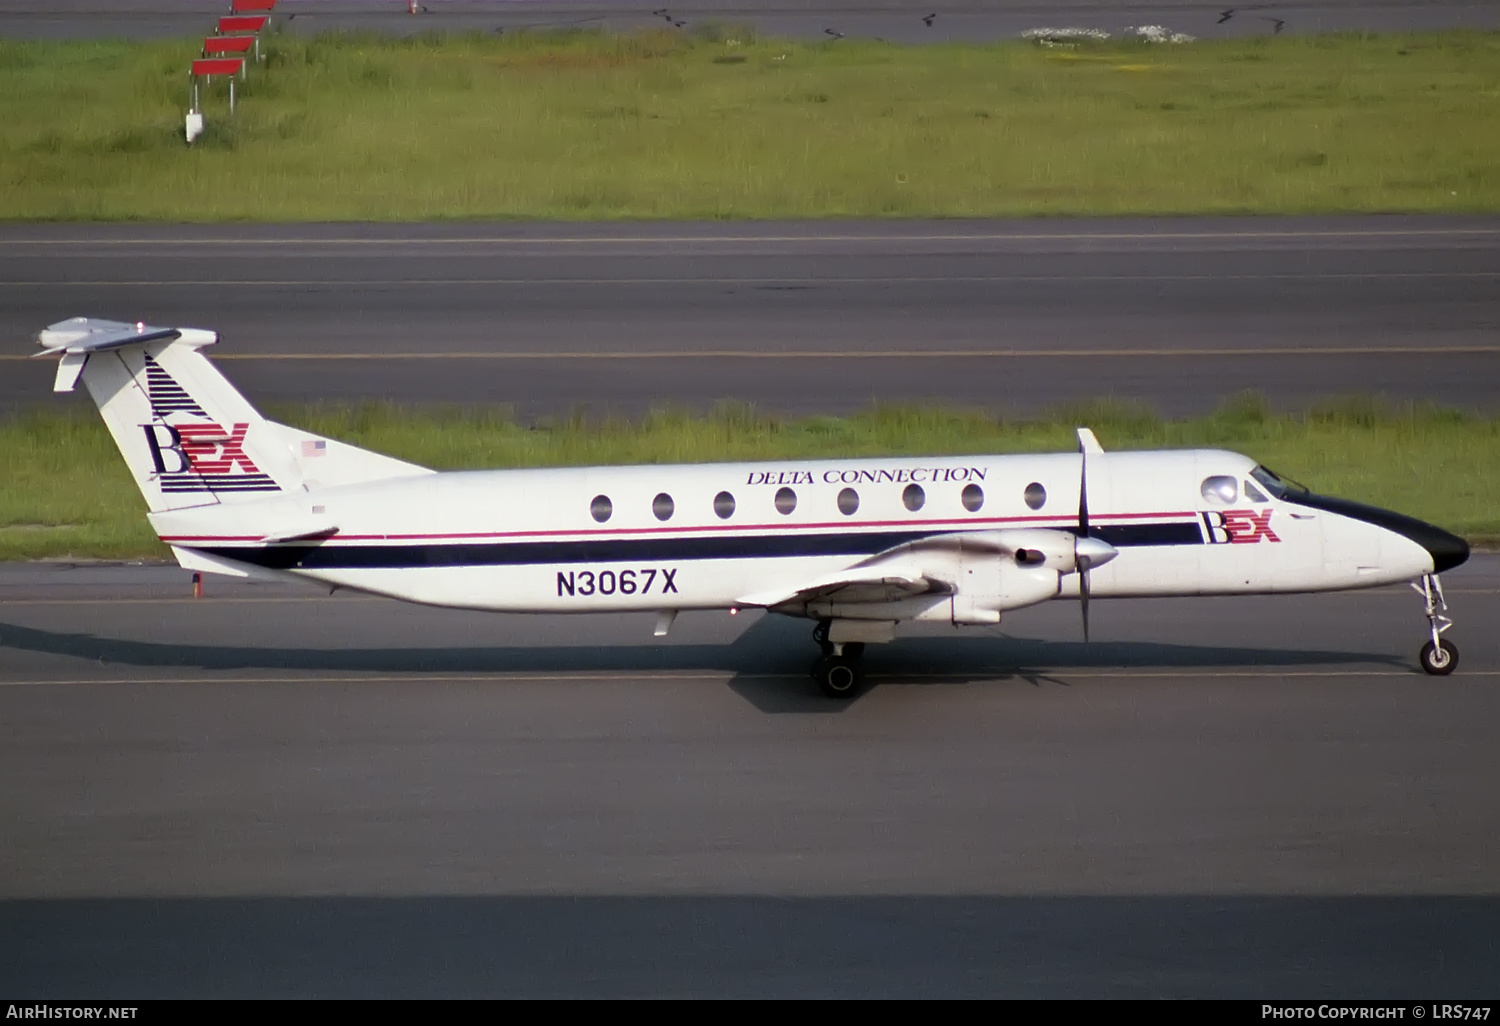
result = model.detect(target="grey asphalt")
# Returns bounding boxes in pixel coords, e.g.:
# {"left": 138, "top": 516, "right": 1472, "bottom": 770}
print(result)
{"left": 1, "top": 557, "right": 1497, "bottom": 996}
{"left": 5, "top": 217, "right": 1499, "bottom": 419}
{"left": 3, "top": 0, "right": 1498, "bottom": 42}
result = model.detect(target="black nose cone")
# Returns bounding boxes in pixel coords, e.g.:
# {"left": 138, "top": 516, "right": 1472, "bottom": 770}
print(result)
{"left": 1423, "top": 526, "right": 1470, "bottom": 574}
{"left": 1293, "top": 493, "right": 1470, "bottom": 574}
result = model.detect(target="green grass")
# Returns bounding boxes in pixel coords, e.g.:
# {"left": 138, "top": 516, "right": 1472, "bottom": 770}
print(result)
{"left": 3, "top": 396, "right": 1496, "bottom": 561}
{"left": 1, "top": 28, "right": 1497, "bottom": 219}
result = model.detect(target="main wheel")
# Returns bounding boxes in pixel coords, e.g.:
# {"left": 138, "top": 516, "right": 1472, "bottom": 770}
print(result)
{"left": 1419, "top": 639, "right": 1459, "bottom": 676}
{"left": 812, "top": 656, "right": 861, "bottom": 699}
{"left": 841, "top": 642, "right": 865, "bottom": 660}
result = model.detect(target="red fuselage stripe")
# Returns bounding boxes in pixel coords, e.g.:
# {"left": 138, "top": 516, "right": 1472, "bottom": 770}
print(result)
{"left": 159, "top": 510, "right": 1198, "bottom": 545}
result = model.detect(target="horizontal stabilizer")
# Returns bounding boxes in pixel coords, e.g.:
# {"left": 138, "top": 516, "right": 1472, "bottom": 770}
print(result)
{"left": 34, "top": 317, "right": 215, "bottom": 357}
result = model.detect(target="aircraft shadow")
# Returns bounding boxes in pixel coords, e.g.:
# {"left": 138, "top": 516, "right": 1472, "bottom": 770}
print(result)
{"left": 0, "top": 613, "right": 1409, "bottom": 714}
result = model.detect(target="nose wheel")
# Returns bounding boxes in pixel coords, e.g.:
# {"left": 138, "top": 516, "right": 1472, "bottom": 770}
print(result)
{"left": 1413, "top": 574, "right": 1458, "bottom": 676}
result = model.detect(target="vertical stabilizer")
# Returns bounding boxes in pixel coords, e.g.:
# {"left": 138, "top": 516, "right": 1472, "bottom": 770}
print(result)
{"left": 36, "top": 317, "right": 430, "bottom": 514}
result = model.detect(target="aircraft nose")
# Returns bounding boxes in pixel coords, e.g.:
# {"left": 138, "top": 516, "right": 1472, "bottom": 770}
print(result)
{"left": 1419, "top": 524, "right": 1470, "bottom": 574}
{"left": 1294, "top": 493, "right": 1470, "bottom": 575}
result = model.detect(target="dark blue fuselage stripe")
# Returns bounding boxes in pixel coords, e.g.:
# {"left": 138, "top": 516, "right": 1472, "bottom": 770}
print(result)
{"left": 199, "top": 521, "right": 1203, "bottom": 571}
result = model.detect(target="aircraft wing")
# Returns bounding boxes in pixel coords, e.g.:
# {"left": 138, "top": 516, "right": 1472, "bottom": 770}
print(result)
{"left": 735, "top": 528, "right": 1087, "bottom": 611}
{"left": 738, "top": 561, "right": 951, "bottom": 609}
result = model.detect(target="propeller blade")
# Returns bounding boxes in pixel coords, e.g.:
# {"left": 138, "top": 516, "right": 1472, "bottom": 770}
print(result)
{"left": 1078, "top": 449, "right": 1089, "bottom": 536}
{"left": 1080, "top": 562, "right": 1091, "bottom": 642}
{"left": 1077, "top": 429, "right": 1090, "bottom": 639}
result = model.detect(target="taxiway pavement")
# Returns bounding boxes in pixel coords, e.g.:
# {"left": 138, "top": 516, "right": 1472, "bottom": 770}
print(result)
{"left": 1, "top": 556, "right": 1497, "bottom": 996}
{"left": 4, "top": 217, "right": 1498, "bottom": 419}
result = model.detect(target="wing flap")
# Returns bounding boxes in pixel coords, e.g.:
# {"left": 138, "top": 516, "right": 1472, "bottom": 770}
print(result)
{"left": 739, "top": 562, "right": 948, "bottom": 608}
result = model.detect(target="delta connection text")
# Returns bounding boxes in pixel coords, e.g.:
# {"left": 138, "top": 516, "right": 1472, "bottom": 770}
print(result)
{"left": 1263, "top": 1007, "right": 1492, "bottom": 1020}
{"left": 746, "top": 466, "right": 988, "bottom": 486}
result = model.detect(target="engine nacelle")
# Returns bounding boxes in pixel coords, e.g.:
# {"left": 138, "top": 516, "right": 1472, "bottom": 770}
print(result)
{"left": 996, "top": 528, "right": 1084, "bottom": 573}
{"left": 945, "top": 529, "right": 1117, "bottom": 623}
{"left": 989, "top": 528, "right": 1119, "bottom": 577}
{"left": 997, "top": 560, "right": 1066, "bottom": 609}
{"left": 793, "top": 528, "right": 1118, "bottom": 626}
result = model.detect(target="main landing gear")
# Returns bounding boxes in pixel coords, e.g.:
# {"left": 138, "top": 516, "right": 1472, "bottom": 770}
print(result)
{"left": 1414, "top": 573, "right": 1459, "bottom": 676}
{"left": 811, "top": 619, "right": 865, "bottom": 699}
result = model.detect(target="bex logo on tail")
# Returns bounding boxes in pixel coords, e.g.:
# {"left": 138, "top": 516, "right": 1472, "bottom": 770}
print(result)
{"left": 135, "top": 349, "right": 280, "bottom": 494}
{"left": 141, "top": 422, "right": 280, "bottom": 493}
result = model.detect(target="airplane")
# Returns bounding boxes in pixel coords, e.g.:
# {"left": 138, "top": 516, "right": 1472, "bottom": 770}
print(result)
{"left": 33, "top": 316, "right": 1470, "bottom": 697}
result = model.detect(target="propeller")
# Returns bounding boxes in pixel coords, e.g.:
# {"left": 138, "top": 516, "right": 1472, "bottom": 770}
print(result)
{"left": 1078, "top": 436, "right": 1092, "bottom": 641}
{"left": 1074, "top": 427, "right": 1114, "bottom": 642}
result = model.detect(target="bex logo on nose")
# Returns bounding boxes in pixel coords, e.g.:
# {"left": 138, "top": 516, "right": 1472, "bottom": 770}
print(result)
{"left": 1202, "top": 509, "right": 1280, "bottom": 544}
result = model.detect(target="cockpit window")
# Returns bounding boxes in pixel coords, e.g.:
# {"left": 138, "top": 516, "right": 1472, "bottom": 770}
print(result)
{"left": 1201, "top": 475, "right": 1238, "bottom": 505}
{"left": 1243, "top": 478, "right": 1270, "bottom": 503}
{"left": 1250, "top": 465, "right": 1308, "bottom": 500}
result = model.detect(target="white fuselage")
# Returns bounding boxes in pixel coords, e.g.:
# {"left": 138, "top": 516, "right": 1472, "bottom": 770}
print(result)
{"left": 157, "top": 447, "right": 1438, "bottom": 619}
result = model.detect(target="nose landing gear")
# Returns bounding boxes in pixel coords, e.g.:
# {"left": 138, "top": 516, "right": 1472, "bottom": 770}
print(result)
{"left": 1414, "top": 573, "right": 1458, "bottom": 676}
{"left": 811, "top": 619, "right": 865, "bottom": 698}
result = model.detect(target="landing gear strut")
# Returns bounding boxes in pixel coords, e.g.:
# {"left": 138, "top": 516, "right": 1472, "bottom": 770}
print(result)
{"left": 811, "top": 619, "right": 864, "bottom": 698}
{"left": 1414, "top": 573, "right": 1458, "bottom": 676}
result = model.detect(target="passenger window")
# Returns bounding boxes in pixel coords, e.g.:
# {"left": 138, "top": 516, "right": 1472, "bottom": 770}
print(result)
{"left": 1201, "top": 476, "right": 1238, "bottom": 505}
{"left": 1024, "top": 482, "right": 1046, "bottom": 510}
{"left": 713, "top": 491, "right": 736, "bottom": 519}
{"left": 962, "top": 483, "right": 984, "bottom": 512}
{"left": 653, "top": 493, "right": 674, "bottom": 521}
{"left": 775, "top": 486, "right": 797, "bottom": 515}
{"left": 1243, "top": 479, "right": 1270, "bottom": 503}
{"left": 590, "top": 495, "right": 613, "bottom": 523}
{"left": 837, "top": 488, "right": 859, "bottom": 516}
{"left": 903, "top": 483, "right": 925, "bottom": 512}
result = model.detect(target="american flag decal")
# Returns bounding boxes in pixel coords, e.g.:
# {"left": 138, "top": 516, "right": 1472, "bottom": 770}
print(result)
{"left": 302, "top": 439, "right": 327, "bottom": 458}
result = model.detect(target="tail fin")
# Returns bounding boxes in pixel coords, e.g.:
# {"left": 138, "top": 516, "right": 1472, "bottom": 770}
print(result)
{"left": 37, "top": 317, "right": 430, "bottom": 512}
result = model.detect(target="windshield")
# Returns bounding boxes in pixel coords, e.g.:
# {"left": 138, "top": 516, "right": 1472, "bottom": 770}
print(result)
{"left": 1250, "top": 465, "right": 1309, "bottom": 500}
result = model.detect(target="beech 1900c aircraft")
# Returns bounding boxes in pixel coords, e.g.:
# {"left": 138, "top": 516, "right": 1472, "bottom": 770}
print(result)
{"left": 35, "top": 317, "right": 1471, "bottom": 697}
